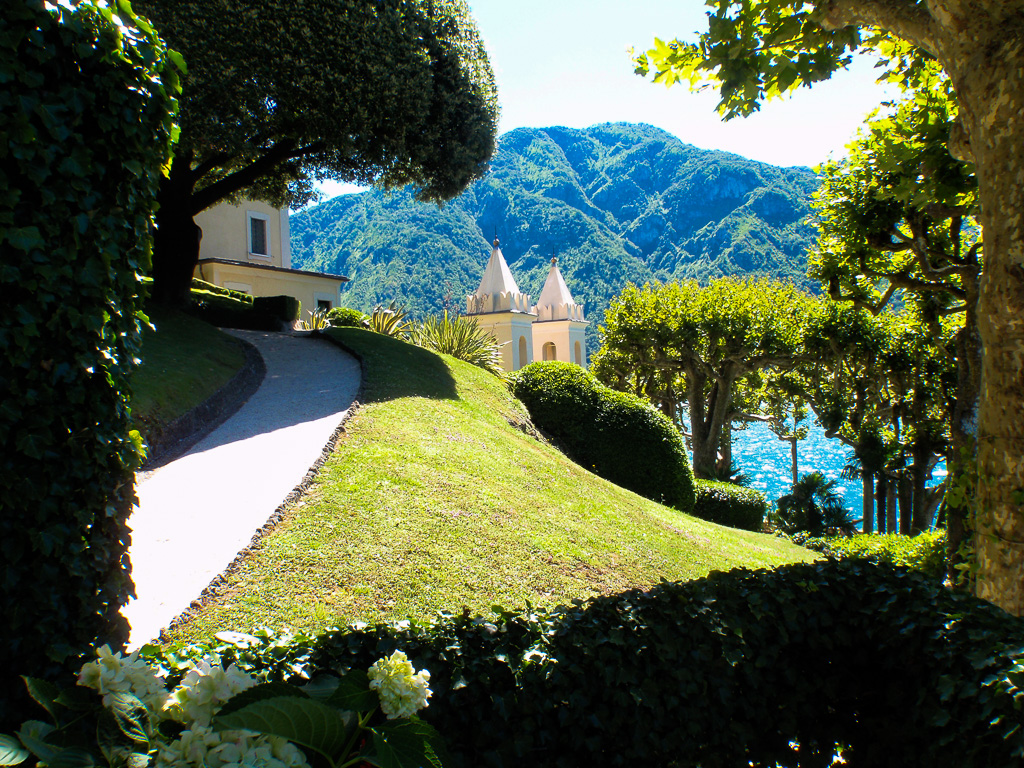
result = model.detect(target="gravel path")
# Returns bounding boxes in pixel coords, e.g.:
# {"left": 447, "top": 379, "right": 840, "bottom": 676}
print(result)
{"left": 122, "top": 329, "right": 360, "bottom": 648}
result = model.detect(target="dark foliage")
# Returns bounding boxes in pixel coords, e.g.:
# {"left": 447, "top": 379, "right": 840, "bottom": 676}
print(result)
{"left": 694, "top": 480, "right": 767, "bottom": 531}
{"left": 0, "top": 0, "right": 178, "bottom": 725}
{"left": 508, "top": 361, "right": 696, "bottom": 513}
{"left": 154, "top": 561, "right": 1024, "bottom": 768}
{"left": 253, "top": 294, "right": 300, "bottom": 322}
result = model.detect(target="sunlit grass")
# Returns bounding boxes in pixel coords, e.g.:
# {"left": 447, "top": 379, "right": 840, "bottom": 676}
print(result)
{"left": 168, "top": 328, "right": 814, "bottom": 642}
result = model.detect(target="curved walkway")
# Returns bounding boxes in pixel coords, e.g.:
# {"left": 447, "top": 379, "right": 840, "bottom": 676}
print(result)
{"left": 123, "top": 329, "right": 360, "bottom": 648}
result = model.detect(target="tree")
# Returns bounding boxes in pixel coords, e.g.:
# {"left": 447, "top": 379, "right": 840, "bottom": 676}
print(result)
{"left": 133, "top": 0, "right": 499, "bottom": 303}
{"left": 636, "top": 0, "right": 1024, "bottom": 616}
{"left": 592, "top": 278, "right": 815, "bottom": 479}
{"left": 773, "top": 472, "right": 860, "bottom": 537}
{"left": 808, "top": 87, "right": 979, "bottom": 573}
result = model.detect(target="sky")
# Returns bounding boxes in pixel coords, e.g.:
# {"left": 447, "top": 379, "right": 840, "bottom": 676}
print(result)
{"left": 316, "top": 0, "right": 896, "bottom": 200}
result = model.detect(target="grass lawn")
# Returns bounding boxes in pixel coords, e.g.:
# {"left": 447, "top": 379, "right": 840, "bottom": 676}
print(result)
{"left": 131, "top": 305, "right": 247, "bottom": 444}
{"left": 167, "top": 327, "right": 814, "bottom": 642}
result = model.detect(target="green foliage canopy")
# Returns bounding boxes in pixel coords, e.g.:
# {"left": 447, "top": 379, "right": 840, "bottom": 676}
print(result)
{"left": 593, "top": 278, "right": 816, "bottom": 479}
{"left": 133, "top": 0, "right": 500, "bottom": 301}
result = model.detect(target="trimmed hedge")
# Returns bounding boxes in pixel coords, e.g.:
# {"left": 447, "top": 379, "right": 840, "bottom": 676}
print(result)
{"left": 0, "top": 0, "right": 178, "bottom": 723}
{"left": 694, "top": 480, "right": 768, "bottom": 531}
{"left": 803, "top": 530, "right": 948, "bottom": 579}
{"left": 327, "top": 306, "right": 369, "bottom": 327}
{"left": 188, "top": 291, "right": 282, "bottom": 331}
{"left": 254, "top": 294, "right": 301, "bottom": 322}
{"left": 154, "top": 561, "right": 1024, "bottom": 768}
{"left": 508, "top": 362, "right": 696, "bottom": 513}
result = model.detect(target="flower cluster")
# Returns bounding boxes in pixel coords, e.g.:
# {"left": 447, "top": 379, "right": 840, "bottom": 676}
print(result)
{"left": 155, "top": 725, "right": 309, "bottom": 768}
{"left": 77, "top": 644, "right": 169, "bottom": 712}
{"left": 367, "top": 650, "right": 432, "bottom": 719}
{"left": 165, "top": 656, "right": 257, "bottom": 727}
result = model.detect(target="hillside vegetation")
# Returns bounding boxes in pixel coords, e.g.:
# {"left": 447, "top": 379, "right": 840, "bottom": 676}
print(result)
{"left": 290, "top": 123, "right": 818, "bottom": 349}
{"left": 168, "top": 327, "right": 813, "bottom": 642}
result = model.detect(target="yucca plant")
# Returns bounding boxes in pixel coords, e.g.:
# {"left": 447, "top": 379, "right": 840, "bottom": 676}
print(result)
{"left": 298, "top": 306, "right": 331, "bottom": 330}
{"left": 369, "top": 300, "right": 414, "bottom": 338}
{"left": 413, "top": 311, "right": 505, "bottom": 376}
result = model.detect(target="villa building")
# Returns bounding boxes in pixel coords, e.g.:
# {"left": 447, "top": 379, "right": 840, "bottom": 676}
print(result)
{"left": 467, "top": 239, "right": 588, "bottom": 372}
{"left": 193, "top": 199, "right": 347, "bottom": 314}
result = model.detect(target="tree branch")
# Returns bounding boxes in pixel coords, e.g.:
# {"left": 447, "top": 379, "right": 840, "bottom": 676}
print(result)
{"left": 821, "top": 0, "right": 941, "bottom": 55}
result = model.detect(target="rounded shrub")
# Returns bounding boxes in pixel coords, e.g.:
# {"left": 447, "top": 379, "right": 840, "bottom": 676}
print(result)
{"left": 508, "top": 361, "right": 695, "bottom": 513}
{"left": 327, "top": 306, "right": 369, "bottom": 328}
{"left": 694, "top": 480, "right": 767, "bottom": 531}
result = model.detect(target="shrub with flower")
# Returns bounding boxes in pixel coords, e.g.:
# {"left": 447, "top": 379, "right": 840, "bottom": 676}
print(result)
{"left": 0, "top": 644, "right": 442, "bottom": 768}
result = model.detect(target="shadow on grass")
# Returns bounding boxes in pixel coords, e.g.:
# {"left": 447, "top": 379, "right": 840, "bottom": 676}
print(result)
{"left": 324, "top": 327, "right": 457, "bottom": 403}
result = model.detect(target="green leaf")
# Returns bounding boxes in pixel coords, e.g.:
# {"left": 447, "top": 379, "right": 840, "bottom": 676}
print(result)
{"left": 22, "top": 677, "right": 61, "bottom": 722}
{"left": 0, "top": 735, "right": 29, "bottom": 766}
{"left": 105, "top": 693, "right": 150, "bottom": 745}
{"left": 213, "top": 698, "right": 357, "bottom": 760}
{"left": 215, "top": 682, "right": 309, "bottom": 718}
{"left": 369, "top": 719, "right": 444, "bottom": 768}
{"left": 328, "top": 670, "right": 376, "bottom": 712}
{"left": 48, "top": 749, "right": 97, "bottom": 768}
{"left": 17, "top": 722, "right": 56, "bottom": 762}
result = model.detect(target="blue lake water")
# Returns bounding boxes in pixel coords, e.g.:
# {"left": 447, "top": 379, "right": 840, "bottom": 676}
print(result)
{"left": 725, "top": 421, "right": 947, "bottom": 525}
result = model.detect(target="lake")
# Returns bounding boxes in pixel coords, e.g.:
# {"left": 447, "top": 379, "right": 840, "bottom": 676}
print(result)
{"left": 725, "top": 421, "right": 947, "bottom": 527}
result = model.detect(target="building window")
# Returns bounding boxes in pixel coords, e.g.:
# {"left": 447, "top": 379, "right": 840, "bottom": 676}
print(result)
{"left": 574, "top": 341, "right": 582, "bottom": 366}
{"left": 247, "top": 211, "right": 270, "bottom": 257}
{"left": 517, "top": 336, "right": 528, "bottom": 370}
{"left": 542, "top": 342, "right": 556, "bottom": 361}
{"left": 317, "top": 299, "right": 332, "bottom": 312}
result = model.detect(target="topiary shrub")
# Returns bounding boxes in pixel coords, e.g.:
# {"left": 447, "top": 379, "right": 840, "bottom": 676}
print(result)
{"left": 188, "top": 291, "right": 281, "bottom": 331}
{"left": 253, "top": 294, "right": 300, "bottom": 322}
{"left": 0, "top": 0, "right": 178, "bottom": 724}
{"left": 148, "top": 560, "right": 1024, "bottom": 768}
{"left": 694, "top": 480, "right": 767, "bottom": 531}
{"left": 508, "top": 361, "right": 695, "bottom": 513}
{"left": 327, "top": 306, "right": 369, "bottom": 328}
{"left": 803, "top": 530, "right": 948, "bottom": 578}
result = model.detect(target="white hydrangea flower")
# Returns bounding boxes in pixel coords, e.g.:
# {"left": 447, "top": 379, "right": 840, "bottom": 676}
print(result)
{"left": 165, "top": 656, "right": 257, "bottom": 727}
{"left": 367, "top": 650, "right": 431, "bottom": 720}
{"left": 77, "top": 644, "right": 169, "bottom": 712}
{"left": 156, "top": 726, "right": 310, "bottom": 768}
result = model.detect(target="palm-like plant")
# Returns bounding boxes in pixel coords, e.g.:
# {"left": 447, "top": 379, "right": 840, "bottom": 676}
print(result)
{"left": 298, "top": 306, "right": 331, "bottom": 330}
{"left": 368, "top": 300, "right": 414, "bottom": 338}
{"left": 413, "top": 311, "right": 504, "bottom": 376}
{"left": 773, "top": 472, "right": 860, "bottom": 537}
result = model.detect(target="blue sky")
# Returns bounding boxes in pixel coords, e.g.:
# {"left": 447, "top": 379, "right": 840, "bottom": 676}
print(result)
{"left": 316, "top": 0, "right": 895, "bottom": 200}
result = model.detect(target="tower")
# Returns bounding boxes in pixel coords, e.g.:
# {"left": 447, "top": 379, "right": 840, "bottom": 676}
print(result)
{"left": 466, "top": 239, "right": 536, "bottom": 371}
{"left": 532, "top": 257, "right": 588, "bottom": 367}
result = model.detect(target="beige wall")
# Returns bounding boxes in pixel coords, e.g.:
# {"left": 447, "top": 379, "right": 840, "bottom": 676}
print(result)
{"left": 473, "top": 312, "right": 536, "bottom": 371}
{"left": 195, "top": 200, "right": 291, "bottom": 269}
{"left": 532, "top": 320, "right": 588, "bottom": 368}
{"left": 195, "top": 261, "right": 340, "bottom": 317}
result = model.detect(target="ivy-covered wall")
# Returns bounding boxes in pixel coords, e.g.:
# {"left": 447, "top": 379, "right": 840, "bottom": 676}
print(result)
{"left": 0, "top": 0, "right": 179, "bottom": 721}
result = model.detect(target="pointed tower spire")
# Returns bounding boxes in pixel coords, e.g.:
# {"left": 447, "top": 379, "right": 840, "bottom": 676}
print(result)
{"left": 534, "top": 257, "right": 585, "bottom": 322}
{"left": 467, "top": 238, "right": 532, "bottom": 314}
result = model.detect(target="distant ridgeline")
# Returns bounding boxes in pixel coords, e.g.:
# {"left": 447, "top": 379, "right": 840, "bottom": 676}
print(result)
{"left": 290, "top": 122, "right": 818, "bottom": 349}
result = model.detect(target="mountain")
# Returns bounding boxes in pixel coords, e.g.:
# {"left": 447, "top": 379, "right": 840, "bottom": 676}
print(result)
{"left": 290, "top": 122, "right": 819, "bottom": 349}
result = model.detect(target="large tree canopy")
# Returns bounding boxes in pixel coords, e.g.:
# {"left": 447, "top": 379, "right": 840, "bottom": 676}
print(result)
{"left": 637, "top": 0, "right": 1024, "bottom": 617}
{"left": 134, "top": 0, "right": 500, "bottom": 302}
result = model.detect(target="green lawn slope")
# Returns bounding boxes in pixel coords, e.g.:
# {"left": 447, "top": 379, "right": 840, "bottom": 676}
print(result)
{"left": 168, "top": 327, "right": 813, "bottom": 642}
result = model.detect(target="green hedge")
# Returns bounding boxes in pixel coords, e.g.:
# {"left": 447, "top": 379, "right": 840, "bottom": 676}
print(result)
{"left": 694, "top": 480, "right": 767, "bottom": 531}
{"left": 254, "top": 294, "right": 301, "bottom": 322}
{"left": 508, "top": 362, "right": 696, "bottom": 513}
{"left": 803, "top": 530, "right": 947, "bottom": 578}
{"left": 152, "top": 561, "right": 1024, "bottom": 768}
{"left": 327, "top": 306, "right": 369, "bottom": 327}
{"left": 0, "top": 0, "right": 178, "bottom": 723}
{"left": 188, "top": 291, "right": 282, "bottom": 331}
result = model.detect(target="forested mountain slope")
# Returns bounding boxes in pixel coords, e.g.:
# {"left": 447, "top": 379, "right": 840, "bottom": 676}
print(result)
{"left": 291, "top": 123, "right": 818, "bottom": 347}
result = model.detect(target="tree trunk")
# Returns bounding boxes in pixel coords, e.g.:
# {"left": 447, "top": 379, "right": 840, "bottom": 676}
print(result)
{"left": 949, "top": 25, "right": 1024, "bottom": 616}
{"left": 862, "top": 472, "right": 874, "bottom": 533}
{"left": 876, "top": 473, "right": 887, "bottom": 534}
{"left": 688, "top": 368, "right": 736, "bottom": 479}
{"left": 886, "top": 476, "right": 897, "bottom": 534}
{"left": 150, "top": 157, "right": 202, "bottom": 306}
{"left": 898, "top": 473, "right": 913, "bottom": 535}
{"left": 790, "top": 436, "right": 798, "bottom": 489}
